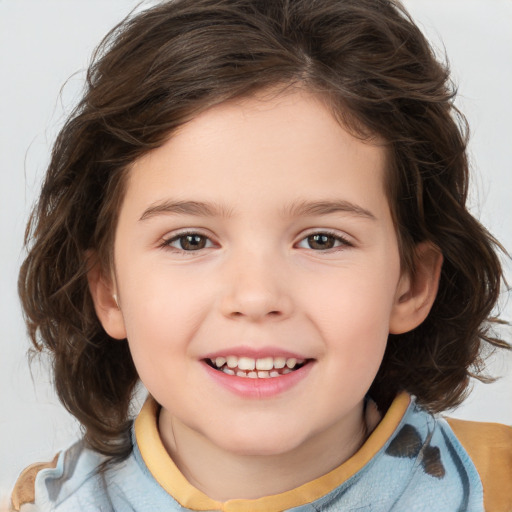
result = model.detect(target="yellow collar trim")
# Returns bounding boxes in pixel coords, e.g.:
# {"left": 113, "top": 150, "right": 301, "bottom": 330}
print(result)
{"left": 134, "top": 392, "right": 410, "bottom": 512}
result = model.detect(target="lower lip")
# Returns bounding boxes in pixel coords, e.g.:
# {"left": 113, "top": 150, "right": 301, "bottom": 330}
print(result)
{"left": 202, "top": 361, "right": 313, "bottom": 399}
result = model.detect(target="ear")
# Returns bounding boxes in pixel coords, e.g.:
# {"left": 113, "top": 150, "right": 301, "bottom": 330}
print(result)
{"left": 87, "top": 254, "right": 127, "bottom": 340}
{"left": 389, "top": 241, "right": 443, "bottom": 334}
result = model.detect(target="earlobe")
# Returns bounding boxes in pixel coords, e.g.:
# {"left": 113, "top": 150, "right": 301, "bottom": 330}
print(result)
{"left": 389, "top": 242, "right": 443, "bottom": 334}
{"left": 87, "top": 255, "right": 127, "bottom": 340}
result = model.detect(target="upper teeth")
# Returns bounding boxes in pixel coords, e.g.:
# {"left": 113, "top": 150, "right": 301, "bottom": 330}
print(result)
{"left": 211, "top": 356, "right": 303, "bottom": 371}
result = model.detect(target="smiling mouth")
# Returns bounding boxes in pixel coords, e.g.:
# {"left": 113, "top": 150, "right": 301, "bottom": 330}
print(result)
{"left": 205, "top": 355, "right": 309, "bottom": 379}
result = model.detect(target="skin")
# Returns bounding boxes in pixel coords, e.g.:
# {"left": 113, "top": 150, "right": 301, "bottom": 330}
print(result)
{"left": 89, "top": 88, "right": 442, "bottom": 501}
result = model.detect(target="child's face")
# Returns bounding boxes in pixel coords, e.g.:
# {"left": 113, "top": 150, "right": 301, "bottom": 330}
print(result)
{"left": 102, "top": 89, "right": 414, "bottom": 458}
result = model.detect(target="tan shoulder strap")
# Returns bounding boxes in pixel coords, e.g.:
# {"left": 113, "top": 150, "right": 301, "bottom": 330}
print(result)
{"left": 446, "top": 417, "right": 512, "bottom": 512}
{"left": 10, "top": 454, "right": 59, "bottom": 511}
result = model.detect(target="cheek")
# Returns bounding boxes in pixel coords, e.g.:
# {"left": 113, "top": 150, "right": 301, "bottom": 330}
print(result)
{"left": 118, "top": 268, "right": 212, "bottom": 371}
{"left": 303, "top": 259, "right": 399, "bottom": 359}
{"left": 121, "top": 260, "right": 205, "bottom": 323}
{"left": 121, "top": 284, "right": 205, "bottom": 401}
{"left": 308, "top": 264, "right": 397, "bottom": 321}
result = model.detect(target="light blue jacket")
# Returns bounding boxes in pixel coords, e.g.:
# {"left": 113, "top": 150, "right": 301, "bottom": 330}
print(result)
{"left": 16, "top": 394, "right": 492, "bottom": 511}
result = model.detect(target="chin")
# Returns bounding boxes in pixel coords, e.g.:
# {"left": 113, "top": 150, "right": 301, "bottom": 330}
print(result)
{"left": 211, "top": 428, "right": 308, "bottom": 458}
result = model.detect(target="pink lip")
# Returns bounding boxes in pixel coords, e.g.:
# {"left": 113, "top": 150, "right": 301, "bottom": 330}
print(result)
{"left": 201, "top": 359, "right": 314, "bottom": 399}
{"left": 202, "top": 346, "right": 308, "bottom": 360}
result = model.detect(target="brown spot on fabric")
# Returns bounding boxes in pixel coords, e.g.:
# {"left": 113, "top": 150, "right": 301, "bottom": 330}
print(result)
{"left": 422, "top": 445, "right": 446, "bottom": 479}
{"left": 386, "top": 424, "right": 422, "bottom": 458}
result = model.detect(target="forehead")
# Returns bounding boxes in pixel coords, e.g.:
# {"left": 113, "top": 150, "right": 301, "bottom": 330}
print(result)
{"left": 124, "top": 89, "right": 389, "bottom": 219}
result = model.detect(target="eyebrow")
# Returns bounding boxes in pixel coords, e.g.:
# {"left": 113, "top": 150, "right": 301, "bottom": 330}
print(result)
{"left": 139, "top": 199, "right": 376, "bottom": 221}
{"left": 281, "top": 199, "right": 376, "bottom": 220}
{"left": 140, "top": 200, "right": 233, "bottom": 220}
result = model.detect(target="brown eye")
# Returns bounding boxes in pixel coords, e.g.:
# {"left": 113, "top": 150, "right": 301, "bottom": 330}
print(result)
{"left": 296, "top": 232, "right": 351, "bottom": 251}
{"left": 307, "top": 234, "right": 336, "bottom": 250}
{"left": 180, "top": 234, "right": 207, "bottom": 250}
{"left": 165, "top": 233, "right": 212, "bottom": 251}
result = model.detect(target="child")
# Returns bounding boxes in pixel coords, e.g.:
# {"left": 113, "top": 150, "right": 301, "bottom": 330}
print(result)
{"left": 11, "top": 0, "right": 512, "bottom": 510}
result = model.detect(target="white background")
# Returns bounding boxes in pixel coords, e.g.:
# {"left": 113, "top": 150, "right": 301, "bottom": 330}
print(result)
{"left": 1, "top": 0, "right": 511, "bottom": 507}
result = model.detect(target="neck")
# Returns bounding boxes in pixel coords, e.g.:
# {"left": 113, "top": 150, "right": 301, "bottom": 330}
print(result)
{"left": 158, "top": 401, "right": 378, "bottom": 502}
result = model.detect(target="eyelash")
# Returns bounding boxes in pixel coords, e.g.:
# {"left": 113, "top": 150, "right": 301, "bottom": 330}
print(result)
{"left": 160, "top": 230, "right": 353, "bottom": 254}
{"left": 160, "top": 231, "right": 215, "bottom": 253}
{"left": 296, "top": 231, "right": 353, "bottom": 251}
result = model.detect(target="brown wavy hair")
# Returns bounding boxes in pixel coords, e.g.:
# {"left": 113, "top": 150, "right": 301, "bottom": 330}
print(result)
{"left": 19, "top": 0, "right": 509, "bottom": 461}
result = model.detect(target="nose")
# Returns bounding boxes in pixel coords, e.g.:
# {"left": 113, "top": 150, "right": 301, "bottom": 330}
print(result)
{"left": 219, "top": 250, "right": 293, "bottom": 322}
